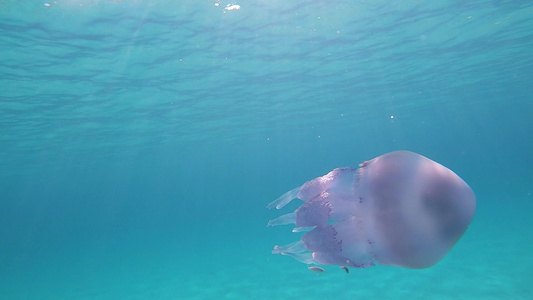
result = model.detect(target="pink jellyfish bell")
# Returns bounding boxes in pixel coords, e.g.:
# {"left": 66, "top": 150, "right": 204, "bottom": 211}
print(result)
{"left": 267, "top": 151, "right": 476, "bottom": 269}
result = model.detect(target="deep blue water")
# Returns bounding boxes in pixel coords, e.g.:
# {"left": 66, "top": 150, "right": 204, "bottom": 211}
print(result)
{"left": 1, "top": 0, "right": 532, "bottom": 299}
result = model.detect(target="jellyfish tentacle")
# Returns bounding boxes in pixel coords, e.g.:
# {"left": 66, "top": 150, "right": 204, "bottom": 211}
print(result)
{"left": 267, "top": 186, "right": 301, "bottom": 209}
{"left": 272, "top": 241, "right": 316, "bottom": 264}
{"left": 267, "top": 212, "right": 296, "bottom": 227}
{"left": 292, "top": 226, "right": 314, "bottom": 233}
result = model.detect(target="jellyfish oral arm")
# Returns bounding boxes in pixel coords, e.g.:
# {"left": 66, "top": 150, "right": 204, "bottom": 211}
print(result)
{"left": 267, "top": 186, "right": 300, "bottom": 209}
{"left": 267, "top": 212, "right": 296, "bottom": 227}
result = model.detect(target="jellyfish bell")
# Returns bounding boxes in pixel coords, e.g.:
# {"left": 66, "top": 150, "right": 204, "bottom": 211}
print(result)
{"left": 267, "top": 151, "right": 476, "bottom": 269}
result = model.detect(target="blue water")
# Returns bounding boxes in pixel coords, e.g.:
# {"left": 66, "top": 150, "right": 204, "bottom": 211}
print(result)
{"left": 1, "top": 0, "right": 532, "bottom": 299}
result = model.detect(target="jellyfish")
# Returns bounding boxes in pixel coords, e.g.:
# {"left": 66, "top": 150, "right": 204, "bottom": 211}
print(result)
{"left": 267, "top": 151, "right": 476, "bottom": 269}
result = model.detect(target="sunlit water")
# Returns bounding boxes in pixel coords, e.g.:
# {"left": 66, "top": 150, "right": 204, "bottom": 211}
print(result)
{"left": 1, "top": 1, "right": 532, "bottom": 299}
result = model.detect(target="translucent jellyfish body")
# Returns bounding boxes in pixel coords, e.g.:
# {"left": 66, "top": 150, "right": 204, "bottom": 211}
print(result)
{"left": 267, "top": 151, "right": 476, "bottom": 269}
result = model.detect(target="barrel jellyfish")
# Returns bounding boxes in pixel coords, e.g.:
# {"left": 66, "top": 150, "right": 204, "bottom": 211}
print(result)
{"left": 267, "top": 151, "right": 476, "bottom": 269}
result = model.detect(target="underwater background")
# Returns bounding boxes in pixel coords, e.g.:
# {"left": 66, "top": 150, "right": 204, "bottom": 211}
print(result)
{"left": 1, "top": 0, "right": 532, "bottom": 299}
